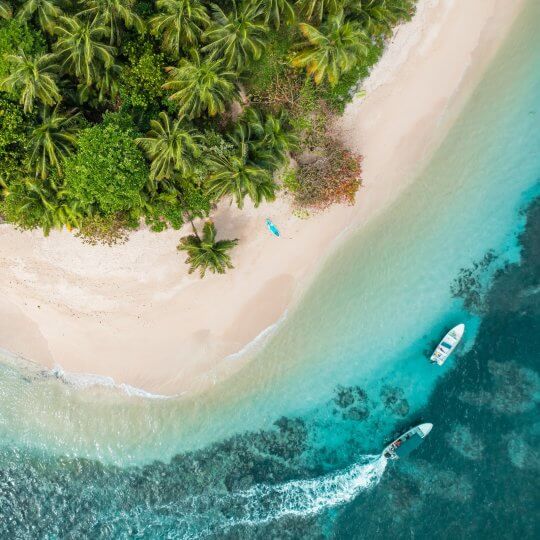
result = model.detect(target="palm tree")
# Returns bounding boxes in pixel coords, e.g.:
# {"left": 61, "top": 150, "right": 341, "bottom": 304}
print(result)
{"left": 150, "top": 0, "right": 210, "bottom": 57}
{"left": 136, "top": 111, "right": 203, "bottom": 183}
{"left": 177, "top": 220, "right": 238, "bottom": 278}
{"left": 79, "top": 0, "right": 144, "bottom": 45}
{"left": 242, "top": 107, "right": 298, "bottom": 164}
{"left": 163, "top": 49, "right": 238, "bottom": 118}
{"left": 16, "top": 0, "right": 62, "bottom": 32}
{"left": 0, "top": 52, "right": 60, "bottom": 112}
{"left": 27, "top": 107, "right": 80, "bottom": 179}
{"left": 347, "top": 0, "right": 414, "bottom": 38}
{"left": 202, "top": 1, "right": 268, "bottom": 71}
{"left": 7, "top": 177, "right": 82, "bottom": 234}
{"left": 295, "top": 0, "right": 340, "bottom": 23}
{"left": 0, "top": 1, "right": 12, "bottom": 19}
{"left": 207, "top": 131, "right": 278, "bottom": 208}
{"left": 254, "top": 0, "right": 295, "bottom": 29}
{"left": 291, "top": 11, "right": 369, "bottom": 85}
{"left": 52, "top": 15, "right": 116, "bottom": 85}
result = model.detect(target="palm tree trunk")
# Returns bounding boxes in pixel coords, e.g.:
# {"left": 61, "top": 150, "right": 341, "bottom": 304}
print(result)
{"left": 190, "top": 219, "right": 200, "bottom": 239}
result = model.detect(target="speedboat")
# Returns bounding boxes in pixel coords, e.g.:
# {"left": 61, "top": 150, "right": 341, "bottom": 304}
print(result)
{"left": 382, "top": 423, "right": 433, "bottom": 460}
{"left": 430, "top": 324, "right": 465, "bottom": 365}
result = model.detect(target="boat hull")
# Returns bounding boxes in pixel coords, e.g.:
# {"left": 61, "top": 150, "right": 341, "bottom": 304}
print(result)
{"left": 430, "top": 324, "right": 465, "bottom": 365}
{"left": 382, "top": 423, "right": 433, "bottom": 460}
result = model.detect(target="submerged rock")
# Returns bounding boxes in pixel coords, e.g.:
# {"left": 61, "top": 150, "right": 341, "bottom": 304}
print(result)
{"left": 445, "top": 424, "right": 485, "bottom": 460}
{"left": 450, "top": 250, "right": 498, "bottom": 313}
{"left": 333, "top": 385, "right": 371, "bottom": 422}
{"left": 380, "top": 385, "right": 410, "bottom": 417}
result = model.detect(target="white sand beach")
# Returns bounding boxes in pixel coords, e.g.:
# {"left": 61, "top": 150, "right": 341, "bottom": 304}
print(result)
{"left": 0, "top": 0, "right": 526, "bottom": 394}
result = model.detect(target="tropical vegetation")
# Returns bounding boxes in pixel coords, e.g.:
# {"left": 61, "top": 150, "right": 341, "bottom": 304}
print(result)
{"left": 178, "top": 220, "right": 238, "bottom": 277}
{"left": 0, "top": 0, "right": 416, "bottom": 276}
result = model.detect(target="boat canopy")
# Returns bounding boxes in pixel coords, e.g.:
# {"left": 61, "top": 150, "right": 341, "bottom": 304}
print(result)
{"left": 395, "top": 434, "right": 424, "bottom": 457}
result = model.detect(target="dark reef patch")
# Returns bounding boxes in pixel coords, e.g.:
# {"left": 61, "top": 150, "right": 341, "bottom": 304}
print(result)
{"left": 333, "top": 385, "right": 371, "bottom": 421}
{"left": 450, "top": 250, "right": 498, "bottom": 313}
{"left": 380, "top": 385, "right": 410, "bottom": 417}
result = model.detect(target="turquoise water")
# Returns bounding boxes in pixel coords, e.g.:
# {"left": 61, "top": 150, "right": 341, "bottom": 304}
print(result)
{"left": 1, "top": 1, "right": 539, "bottom": 537}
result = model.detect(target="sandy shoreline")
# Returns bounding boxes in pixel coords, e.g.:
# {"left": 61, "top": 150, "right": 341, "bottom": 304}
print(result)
{"left": 0, "top": 0, "right": 526, "bottom": 394}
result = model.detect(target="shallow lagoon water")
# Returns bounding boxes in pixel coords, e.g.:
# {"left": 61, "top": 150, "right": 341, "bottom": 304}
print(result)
{"left": 1, "top": 1, "right": 539, "bottom": 537}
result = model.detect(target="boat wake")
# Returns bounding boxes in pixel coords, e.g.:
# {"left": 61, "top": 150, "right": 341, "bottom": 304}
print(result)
{"left": 113, "top": 455, "right": 388, "bottom": 538}
{"left": 227, "top": 454, "right": 388, "bottom": 526}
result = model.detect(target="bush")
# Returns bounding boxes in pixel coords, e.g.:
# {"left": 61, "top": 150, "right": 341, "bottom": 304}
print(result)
{"left": 119, "top": 40, "right": 167, "bottom": 111}
{"left": 294, "top": 138, "right": 362, "bottom": 210}
{"left": 244, "top": 29, "right": 294, "bottom": 98}
{"left": 1, "top": 178, "right": 54, "bottom": 231}
{"left": 75, "top": 214, "right": 133, "bottom": 246}
{"left": 64, "top": 122, "right": 149, "bottom": 215}
{"left": 0, "top": 96, "right": 29, "bottom": 183}
{"left": 0, "top": 19, "right": 46, "bottom": 79}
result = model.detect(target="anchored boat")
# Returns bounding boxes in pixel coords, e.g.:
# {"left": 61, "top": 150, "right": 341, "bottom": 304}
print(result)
{"left": 430, "top": 324, "right": 465, "bottom": 365}
{"left": 382, "top": 423, "right": 433, "bottom": 460}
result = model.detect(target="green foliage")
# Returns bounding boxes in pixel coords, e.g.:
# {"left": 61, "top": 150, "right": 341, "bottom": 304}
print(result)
{"left": 282, "top": 166, "right": 300, "bottom": 192}
{"left": 0, "top": 51, "right": 61, "bottom": 112}
{"left": 257, "top": 0, "right": 295, "bottom": 30}
{"left": 0, "top": 96, "right": 27, "bottom": 152}
{"left": 0, "top": 18, "right": 46, "bottom": 79}
{"left": 243, "top": 27, "right": 293, "bottom": 97}
{"left": 177, "top": 220, "right": 238, "bottom": 278}
{"left": 150, "top": 0, "right": 210, "bottom": 56}
{"left": 0, "top": 2, "right": 12, "bottom": 20}
{"left": 63, "top": 121, "right": 149, "bottom": 214}
{"left": 347, "top": 0, "right": 415, "bottom": 41}
{"left": 136, "top": 111, "right": 203, "bottom": 182}
{"left": 17, "top": 0, "right": 63, "bottom": 33}
{"left": 142, "top": 178, "right": 211, "bottom": 232}
{"left": 207, "top": 124, "right": 279, "bottom": 209}
{"left": 0, "top": 0, "right": 413, "bottom": 258}
{"left": 292, "top": 11, "right": 370, "bottom": 86}
{"left": 0, "top": 96, "right": 29, "bottom": 184}
{"left": 296, "top": 0, "right": 341, "bottom": 23}
{"left": 315, "top": 40, "right": 382, "bottom": 112}
{"left": 202, "top": 1, "right": 268, "bottom": 71}
{"left": 1, "top": 175, "right": 82, "bottom": 234}
{"left": 80, "top": 0, "right": 144, "bottom": 45}
{"left": 52, "top": 15, "right": 116, "bottom": 85}
{"left": 27, "top": 106, "right": 80, "bottom": 179}
{"left": 119, "top": 40, "right": 166, "bottom": 110}
{"left": 163, "top": 49, "right": 238, "bottom": 118}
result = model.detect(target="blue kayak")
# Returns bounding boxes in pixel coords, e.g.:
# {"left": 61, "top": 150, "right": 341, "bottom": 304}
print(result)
{"left": 265, "top": 218, "right": 280, "bottom": 237}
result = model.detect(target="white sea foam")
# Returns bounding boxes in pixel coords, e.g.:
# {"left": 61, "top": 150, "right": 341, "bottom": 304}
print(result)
{"left": 50, "top": 365, "right": 171, "bottom": 399}
{"left": 224, "top": 310, "right": 288, "bottom": 362}
{"left": 230, "top": 455, "right": 387, "bottom": 525}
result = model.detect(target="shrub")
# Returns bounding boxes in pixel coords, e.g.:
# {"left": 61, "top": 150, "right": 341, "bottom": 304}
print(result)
{"left": 119, "top": 41, "right": 167, "bottom": 111}
{"left": 0, "top": 19, "right": 46, "bottom": 79}
{"left": 294, "top": 138, "right": 362, "bottom": 210}
{"left": 75, "top": 214, "right": 133, "bottom": 246}
{"left": 64, "top": 122, "right": 149, "bottom": 215}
